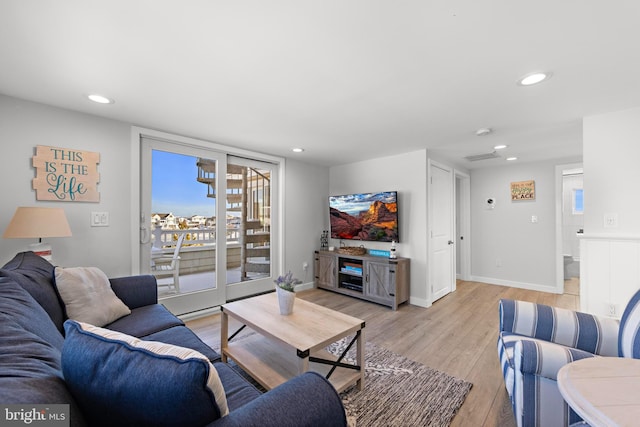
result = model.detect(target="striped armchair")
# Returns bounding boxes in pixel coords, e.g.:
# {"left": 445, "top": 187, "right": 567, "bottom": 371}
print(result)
{"left": 497, "top": 297, "right": 630, "bottom": 427}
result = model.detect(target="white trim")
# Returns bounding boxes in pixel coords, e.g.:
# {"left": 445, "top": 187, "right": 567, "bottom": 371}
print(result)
{"left": 130, "top": 127, "right": 142, "bottom": 275}
{"left": 470, "top": 276, "right": 561, "bottom": 294}
{"left": 178, "top": 306, "right": 221, "bottom": 322}
{"left": 579, "top": 233, "right": 640, "bottom": 240}
{"left": 455, "top": 169, "right": 471, "bottom": 281}
{"left": 555, "top": 162, "right": 583, "bottom": 295}
{"left": 409, "top": 296, "right": 429, "bottom": 308}
{"left": 295, "top": 281, "right": 315, "bottom": 292}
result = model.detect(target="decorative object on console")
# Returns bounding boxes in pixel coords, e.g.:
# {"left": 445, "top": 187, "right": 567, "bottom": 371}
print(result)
{"left": 274, "top": 271, "right": 301, "bottom": 315}
{"left": 368, "top": 249, "right": 390, "bottom": 258}
{"left": 3, "top": 206, "right": 72, "bottom": 261}
{"left": 321, "top": 230, "right": 329, "bottom": 249}
{"left": 329, "top": 191, "right": 399, "bottom": 242}
{"left": 337, "top": 245, "right": 367, "bottom": 256}
{"left": 389, "top": 240, "right": 397, "bottom": 259}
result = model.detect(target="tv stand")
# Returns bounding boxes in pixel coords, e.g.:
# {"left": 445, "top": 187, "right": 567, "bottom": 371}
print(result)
{"left": 314, "top": 250, "right": 410, "bottom": 310}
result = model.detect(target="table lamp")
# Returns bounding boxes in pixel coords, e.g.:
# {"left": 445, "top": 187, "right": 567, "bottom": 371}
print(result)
{"left": 3, "top": 206, "right": 72, "bottom": 261}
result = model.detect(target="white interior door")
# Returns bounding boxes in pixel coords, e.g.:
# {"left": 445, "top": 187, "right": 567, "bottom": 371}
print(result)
{"left": 429, "top": 161, "right": 455, "bottom": 302}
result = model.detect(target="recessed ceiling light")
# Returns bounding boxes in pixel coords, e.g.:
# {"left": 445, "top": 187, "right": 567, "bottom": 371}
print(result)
{"left": 494, "top": 145, "right": 508, "bottom": 150}
{"left": 292, "top": 148, "right": 304, "bottom": 153}
{"left": 518, "top": 72, "right": 552, "bottom": 86}
{"left": 506, "top": 156, "right": 518, "bottom": 161}
{"left": 87, "top": 94, "right": 114, "bottom": 104}
{"left": 476, "top": 128, "right": 492, "bottom": 136}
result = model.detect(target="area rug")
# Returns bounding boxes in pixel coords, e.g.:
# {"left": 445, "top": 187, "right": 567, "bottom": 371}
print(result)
{"left": 215, "top": 334, "right": 472, "bottom": 427}
{"left": 327, "top": 337, "right": 472, "bottom": 427}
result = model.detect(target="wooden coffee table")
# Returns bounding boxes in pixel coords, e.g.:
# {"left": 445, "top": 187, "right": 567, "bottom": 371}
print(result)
{"left": 220, "top": 292, "right": 365, "bottom": 393}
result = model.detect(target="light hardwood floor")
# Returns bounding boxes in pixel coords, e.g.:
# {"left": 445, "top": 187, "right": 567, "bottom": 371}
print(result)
{"left": 186, "top": 280, "right": 580, "bottom": 427}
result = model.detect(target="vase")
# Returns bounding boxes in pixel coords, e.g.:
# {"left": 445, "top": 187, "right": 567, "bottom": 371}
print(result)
{"left": 276, "top": 286, "right": 295, "bottom": 315}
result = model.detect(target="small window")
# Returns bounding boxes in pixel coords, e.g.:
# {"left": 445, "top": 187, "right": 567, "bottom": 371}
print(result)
{"left": 572, "top": 189, "right": 584, "bottom": 214}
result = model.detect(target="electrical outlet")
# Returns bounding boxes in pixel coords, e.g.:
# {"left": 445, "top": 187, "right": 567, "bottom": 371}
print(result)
{"left": 609, "top": 304, "right": 616, "bottom": 316}
{"left": 604, "top": 213, "right": 618, "bottom": 228}
{"left": 302, "top": 262, "right": 309, "bottom": 271}
{"left": 496, "top": 258, "right": 502, "bottom": 268}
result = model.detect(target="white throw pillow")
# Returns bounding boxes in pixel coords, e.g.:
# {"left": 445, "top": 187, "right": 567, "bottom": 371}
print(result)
{"left": 54, "top": 266, "right": 131, "bottom": 326}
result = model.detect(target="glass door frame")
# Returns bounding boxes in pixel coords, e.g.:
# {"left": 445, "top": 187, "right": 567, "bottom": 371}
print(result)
{"left": 225, "top": 155, "right": 280, "bottom": 301}
{"left": 140, "top": 137, "right": 227, "bottom": 315}
{"left": 130, "top": 127, "right": 285, "bottom": 317}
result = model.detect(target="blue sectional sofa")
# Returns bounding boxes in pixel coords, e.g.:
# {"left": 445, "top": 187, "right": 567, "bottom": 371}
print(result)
{"left": 0, "top": 251, "right": 347, "bottom": 427}
{"left": 497, "top": 293, "right": 640, "bottom": 427}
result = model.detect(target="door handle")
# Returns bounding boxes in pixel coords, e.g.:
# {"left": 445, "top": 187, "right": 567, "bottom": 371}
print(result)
{"left": 447, "top": 240, "right": 454, "bottom": 245}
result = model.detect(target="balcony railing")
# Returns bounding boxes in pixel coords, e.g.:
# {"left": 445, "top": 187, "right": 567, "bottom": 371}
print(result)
{"left": 151, "top": 227, "right": 242, "bottom": 275}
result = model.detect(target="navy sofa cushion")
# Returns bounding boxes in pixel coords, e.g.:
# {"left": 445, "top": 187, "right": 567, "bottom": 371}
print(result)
{"left": 213, "top": 363, "right": 262, "bottom": 411}
{"left": 62, "top": 320, "right": 225, "bottom": 427}
{"left": 211, "top": 371, "right": 347, "bottom": 427}
{"left": 1, "top": 251, "right": 65, "bottom": 332}
{"left": 109, "top": 274, "right": 158, "bottom": 309}
{"left": 105, "top": 304, "right": 184, "bottom": 336}
{"left": 144, "top": 325, "right": 222, "bottom": 362}
{"left": 0, "top": 315, "right": 86, "bottom": 427}
{"left": 0, "top": 276, "right": 64, "bottom": 350}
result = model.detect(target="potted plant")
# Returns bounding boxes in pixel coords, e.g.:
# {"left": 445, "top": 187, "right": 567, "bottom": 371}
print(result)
{"left": 274, "top": 271, "right": 301, "bottom": 315}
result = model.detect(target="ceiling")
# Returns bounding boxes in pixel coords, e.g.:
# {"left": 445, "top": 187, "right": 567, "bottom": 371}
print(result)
{"left": 1, "top": 1, "right": 639, "bottom": 168}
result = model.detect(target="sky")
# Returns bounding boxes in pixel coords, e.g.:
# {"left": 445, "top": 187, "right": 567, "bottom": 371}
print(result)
{"left": 152, "top": 150, "right": 216, "bottom": 217}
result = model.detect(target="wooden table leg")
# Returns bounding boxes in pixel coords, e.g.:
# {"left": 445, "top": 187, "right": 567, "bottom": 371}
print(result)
{"left": 298, "top": 350, "right": 310, "bottom": 374}
{"left": 220, "top": 310, "right": 228, "bottom": 363}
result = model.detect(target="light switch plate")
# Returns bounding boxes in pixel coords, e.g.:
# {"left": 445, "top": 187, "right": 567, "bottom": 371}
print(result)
{"left": 604, "top": 213, "right": 618, "bottom": 228}
{"left": 91, "top": 212, "right": 109, "bottom": 227}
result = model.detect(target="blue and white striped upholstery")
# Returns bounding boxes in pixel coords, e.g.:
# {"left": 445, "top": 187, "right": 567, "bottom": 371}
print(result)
{"left": 499, "top": 299, "right": 619, "bottom": 356}
{"left": 498, "top": 299, "right": 621, "bottom": 427}
{"left": 619, "top": 290, "right": 640, "bottom": 358}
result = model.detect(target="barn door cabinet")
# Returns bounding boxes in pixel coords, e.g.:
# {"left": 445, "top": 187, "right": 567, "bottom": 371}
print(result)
{"left": 314, "top": 250, "right": 410, "bottom": 310}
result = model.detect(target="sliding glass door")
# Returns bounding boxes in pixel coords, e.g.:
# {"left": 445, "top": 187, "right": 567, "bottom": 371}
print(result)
{"left": 139, "top": 135, "right": 280, "bottom": 315}
{"left": 140, "top": 137, "right": 227, "bottom": 315}
{"left": 225, "top": 156, "right": 278, "bottom": 301}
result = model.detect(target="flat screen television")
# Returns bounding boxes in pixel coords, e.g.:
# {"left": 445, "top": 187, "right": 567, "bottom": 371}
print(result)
{"left": 329, "top": 191, "right": 399, "bottom": 242}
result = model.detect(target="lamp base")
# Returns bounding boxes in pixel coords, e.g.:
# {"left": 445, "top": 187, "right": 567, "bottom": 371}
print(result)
{"left": 28, "top": 242, "right": 52, "bottom": 262}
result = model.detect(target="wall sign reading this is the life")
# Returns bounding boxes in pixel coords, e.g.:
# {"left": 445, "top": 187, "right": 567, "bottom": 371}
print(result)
{"left": 32, "top": 145, "right": 100, "bottom": 202}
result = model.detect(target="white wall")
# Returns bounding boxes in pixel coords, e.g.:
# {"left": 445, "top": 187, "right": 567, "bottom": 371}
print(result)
{"left": 0, "top": 95, "right": 329, "bottom": 284}
{"left": 284, "top": 159, "right": 330, "bottom": 285}
{"left": 330, "top": 150, "right": 429, "bottom": 306}
{"left": 583, "top": 106, "right": 640, "bottom": 235}
{"left": 0, "top": 95, "right": 133, "bottom": 276}
{"left": 580, "top": 106, "right": 640, "bottom": 317}
{"left": 470, "top": 161, "right": 558, "bottom": 291}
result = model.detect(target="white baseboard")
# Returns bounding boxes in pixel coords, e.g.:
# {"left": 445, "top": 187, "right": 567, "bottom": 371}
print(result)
{"left": 409, "top": 296, "right": 430, "bottom": 308}
{"left": 178, "top": 305, "right": 221, "bottom": 321}
{"left": 470, "top": 275, "right": 561, "bottom": 294}
{"left": 294, "top": 281, "right": 315, "bottom": 292}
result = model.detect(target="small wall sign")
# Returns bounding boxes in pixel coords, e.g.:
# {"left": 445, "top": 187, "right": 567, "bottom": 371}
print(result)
{"left": 32, "top": 145, "right": 100, "bottom": 202}
{"left": 511, "top": 180, "right": 535, "bottom": 201}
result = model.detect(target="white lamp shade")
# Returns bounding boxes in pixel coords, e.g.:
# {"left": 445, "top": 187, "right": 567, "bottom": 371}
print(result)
{"left": 3, "top": 207, "right": 72, "bottom": 239}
